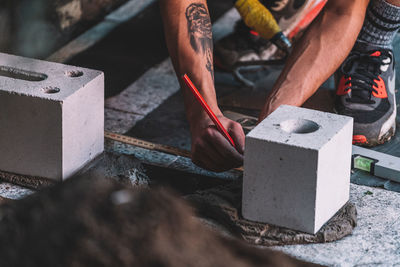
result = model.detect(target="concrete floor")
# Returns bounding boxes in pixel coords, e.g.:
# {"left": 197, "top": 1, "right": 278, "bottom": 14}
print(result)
{"left": 274, "top": 184, "right": 400, "bottom": 266}
{"left": 1, "top": 1, "right": 400, "bottom": 265}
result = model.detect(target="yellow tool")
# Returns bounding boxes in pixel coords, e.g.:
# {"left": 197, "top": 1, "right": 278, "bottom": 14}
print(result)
{"left": 235, "top": 0, "right": 291, "bottom": 53}
{"left": 232, "top": 0, "right": 292, "bottom": 88}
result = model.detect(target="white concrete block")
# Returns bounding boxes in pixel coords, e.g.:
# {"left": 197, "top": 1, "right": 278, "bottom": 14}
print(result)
{"left": 0, "top": 53, "right": 104, "bottom": 181}
{"left": 242, "top": 105, "right": 353, "bottom": 234}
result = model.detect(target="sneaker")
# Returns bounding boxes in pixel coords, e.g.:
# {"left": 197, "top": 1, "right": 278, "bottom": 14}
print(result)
{"left": 214, "top": 0, "right": 327, "bottom": 71}
{"left": 335, "top": 42, "right": 397, "bottom": 146}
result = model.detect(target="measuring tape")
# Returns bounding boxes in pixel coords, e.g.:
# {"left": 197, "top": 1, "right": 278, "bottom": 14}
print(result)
{"left": 104, "top": 131, "right": 244, "bottom": 172}
{"left": 104, "top": 131, "right": 192, "bottom": 158}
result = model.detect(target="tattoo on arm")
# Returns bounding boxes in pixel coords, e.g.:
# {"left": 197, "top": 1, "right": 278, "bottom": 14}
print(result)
{"left": 186, "top": 3, "right": 214, "bottom": 81}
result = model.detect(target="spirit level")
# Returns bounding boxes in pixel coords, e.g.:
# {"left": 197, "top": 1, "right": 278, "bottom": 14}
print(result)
{"left": 352, "top": 146, "right": 400, "bottom": 182}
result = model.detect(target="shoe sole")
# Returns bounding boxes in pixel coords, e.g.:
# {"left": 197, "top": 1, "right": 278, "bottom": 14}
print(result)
{"left": 369, "top": 101, "right": 397, "bottom": 146}
{"left": 353, "top": 100, "right": 397, "bottom": 147}
{"left": 333, "top": 104, "right": 397, "bottom": 147}
{"left": 366, "top": 73, "right": 397, "bottom": 146}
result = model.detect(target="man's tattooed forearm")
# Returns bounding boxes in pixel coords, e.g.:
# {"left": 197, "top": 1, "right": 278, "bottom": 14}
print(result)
{"left": 186, "top": 3, "right": 214, "bottom": 81}
{"left": 185, "top": 3, "right": 212, "bottom": 53}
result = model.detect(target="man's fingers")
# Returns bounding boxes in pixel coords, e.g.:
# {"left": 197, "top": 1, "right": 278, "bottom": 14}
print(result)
{"left": 196, "top": 141, "right": 227, "bottom": 168}
{"left": 192, "top": 150, "right": 229, "bottom": 172}
{"left": 227, "top": 122, "right": 245, "bottom": 154}
{"left": 192, "top": 134, "right": 231, "bottom": 172}
{"left": 205, "top": 128, "right": 243, "bottom": 166}
{"left": 190, "top": 117, "right": 246, "bottom": 172}
{"left": 192, "top": 133, "right": 242, "bottom": 172}
{"left": 204, "top": 138, "right": 242, "bottom": 169}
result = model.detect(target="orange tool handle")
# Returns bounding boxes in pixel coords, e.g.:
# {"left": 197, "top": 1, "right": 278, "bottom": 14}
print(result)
{"left": 182, "top": 74, "right": 236, "bottom": 148}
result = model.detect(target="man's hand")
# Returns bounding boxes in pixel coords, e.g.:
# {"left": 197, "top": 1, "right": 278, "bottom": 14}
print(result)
{"left": 190, "top": 115, "right": 245, "bottom": 172}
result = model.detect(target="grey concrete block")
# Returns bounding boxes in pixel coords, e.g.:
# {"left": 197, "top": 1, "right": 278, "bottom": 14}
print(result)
{"left": 242, "top": 105, "right": 353, "bottom": 234}
{"left": 0, "top": 52, "right": 104, "bottom": 181}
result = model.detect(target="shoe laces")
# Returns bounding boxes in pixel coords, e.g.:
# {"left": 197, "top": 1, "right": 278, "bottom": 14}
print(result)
{"left": 341, "top": 50, "right": 392, "bottom": 104}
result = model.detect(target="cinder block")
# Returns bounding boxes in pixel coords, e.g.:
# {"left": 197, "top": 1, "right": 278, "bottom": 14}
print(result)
{"left": 0, "top": 53, "right": 104, "bottom": 181}
{"left": 242, "top": 105, "right": 353, "bottom": 234}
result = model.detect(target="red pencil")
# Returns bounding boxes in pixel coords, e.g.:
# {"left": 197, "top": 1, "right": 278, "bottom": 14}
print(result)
{"left": 182, "top": 74, "right": 236, "bottom": 148}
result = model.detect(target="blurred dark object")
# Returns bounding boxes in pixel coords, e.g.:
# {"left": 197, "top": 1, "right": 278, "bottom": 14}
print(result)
{"left": 0, "top": 175, "right": 321, "bottom": 267}
{"left": 0, "top": 0, "right": 127, "bottom": 58}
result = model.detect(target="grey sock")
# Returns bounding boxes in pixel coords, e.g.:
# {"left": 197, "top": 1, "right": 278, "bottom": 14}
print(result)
{"left": 357, "top": 0, "right": 400, "bottom": 48}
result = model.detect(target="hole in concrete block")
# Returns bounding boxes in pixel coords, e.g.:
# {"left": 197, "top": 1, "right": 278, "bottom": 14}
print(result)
{"left": 0, "top": 66, "right": 47, "bottom": 81}
{"left": 280, "top": 119, "right": 320, "bottom": 134}
{"left": 41, "top": 86, "right": 60, "bottom": 94}
{"left": 65, "top": 70, "right": 83, "bottom": 77}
